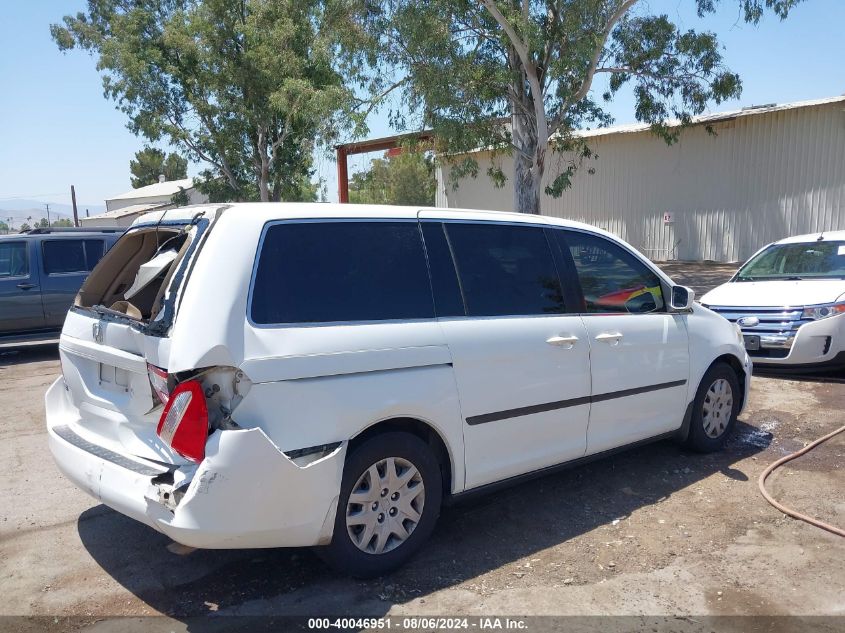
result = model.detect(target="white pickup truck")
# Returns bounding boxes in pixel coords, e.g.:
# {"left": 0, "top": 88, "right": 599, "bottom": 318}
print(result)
{"left": 701, "top": 231, "right": 845, "bottom": 370}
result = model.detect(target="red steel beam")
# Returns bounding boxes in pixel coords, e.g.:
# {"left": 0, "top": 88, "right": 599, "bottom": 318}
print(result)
{"left": 336, "top": 132, "right": 434, "bottom": 203}
{"left": 337, "top": 146, "right": 349, "bottom": 204}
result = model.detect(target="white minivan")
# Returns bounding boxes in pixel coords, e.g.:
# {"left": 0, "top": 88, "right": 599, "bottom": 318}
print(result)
{"left": 701, "top": 232, "right": 845, "bottom": 370}
{"left": 46, "top": 203, "right": 750, "bottom": 576}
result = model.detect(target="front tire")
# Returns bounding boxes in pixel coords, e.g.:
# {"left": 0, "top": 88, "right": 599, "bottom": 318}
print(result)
{"left": 686, "top": 362, "right": 741, "bottom": 452}
{"left": 317, "top": 432, "right": 442, "bottom": 577}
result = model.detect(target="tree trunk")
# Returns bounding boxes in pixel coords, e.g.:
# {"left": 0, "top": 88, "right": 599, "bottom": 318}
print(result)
{"left": 512, "top": 110, "right": 541, "bottom": 215}
{"left": 270, "top": 173, "right": 282, "bottom": 202}
{"left": 258, "top": 158, "right": 270, "bottom": 202}
{"left": 256, "top": 128, "right": 271, "bottom": 202}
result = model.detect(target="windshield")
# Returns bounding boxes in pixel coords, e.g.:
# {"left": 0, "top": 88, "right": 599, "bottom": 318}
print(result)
{"left": 736, "top": 241, "right": 845, "bottom": 281}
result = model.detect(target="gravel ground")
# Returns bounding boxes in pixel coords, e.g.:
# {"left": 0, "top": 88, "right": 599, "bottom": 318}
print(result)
{"left": 656, "top": 260, "right": 740, "bottom": 298}
{"left": 1, "top": 263, "right": 843, "bottom": 631}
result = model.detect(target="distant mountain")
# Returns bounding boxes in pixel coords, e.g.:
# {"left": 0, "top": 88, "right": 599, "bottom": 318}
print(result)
{"left": 0, "top": 199, "right": 105, "bottom": 228}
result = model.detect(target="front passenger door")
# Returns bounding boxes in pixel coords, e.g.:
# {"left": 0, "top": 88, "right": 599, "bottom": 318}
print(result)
{"left": 553, "top": 230, "right": 690, "bottom": 455}
{"left": 0, "top": 240, "right": 45, "bottom": 334}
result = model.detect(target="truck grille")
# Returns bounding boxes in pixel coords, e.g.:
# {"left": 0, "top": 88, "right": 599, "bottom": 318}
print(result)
{"left": 704, "top": 305, "right": 810, "bottom": 353}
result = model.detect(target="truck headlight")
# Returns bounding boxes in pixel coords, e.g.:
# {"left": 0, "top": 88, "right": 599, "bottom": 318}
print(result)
{"left": 801, "top": 302, "right": 845, "bottom": 320}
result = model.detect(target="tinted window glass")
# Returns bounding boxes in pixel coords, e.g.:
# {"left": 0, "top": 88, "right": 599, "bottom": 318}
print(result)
{"left": 420, "top": 222, "right": 465, "bottom": 317}
{"left": 251, "top": 221, "right": 434, "bottom": 324}
{"left": 558, "top": 231, "right": 664, "bottom": 314}
{"left": 0, "top": 242, "right": 28, "bottom": 277}
{"left": 444, "top": 223, "right": 564, "bottom": 317}
{"left": 43, "top": 240, "right": 87, "bottom": 274}
{"left": 84, "top": 239, "right": 105, "bottom": 270}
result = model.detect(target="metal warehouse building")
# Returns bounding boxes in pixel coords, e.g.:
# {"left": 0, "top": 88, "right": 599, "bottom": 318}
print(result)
{"left": 434, "top": 96, "right": 845, "bottom": 263}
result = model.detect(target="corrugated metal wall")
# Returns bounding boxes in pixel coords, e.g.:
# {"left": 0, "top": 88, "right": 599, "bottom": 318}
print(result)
{"left": 436, "top": 101, "right": 845, "bottom": 262}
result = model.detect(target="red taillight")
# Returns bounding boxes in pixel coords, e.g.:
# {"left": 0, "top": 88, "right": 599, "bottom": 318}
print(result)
{"left": 147, "top": 363, "right": 170, "bottom": 405}
{"left": 156, "top": 380, "right": 209, "bottom": 462}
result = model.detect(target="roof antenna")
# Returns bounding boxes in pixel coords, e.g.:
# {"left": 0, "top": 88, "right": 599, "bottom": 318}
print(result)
{"left": 817, "top": 231, "right": 825, "bottom": 241}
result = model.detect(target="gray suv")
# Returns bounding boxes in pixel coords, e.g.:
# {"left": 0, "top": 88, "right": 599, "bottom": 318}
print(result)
{"left": 0, "top": 227, "right": 122, "bottom": 342}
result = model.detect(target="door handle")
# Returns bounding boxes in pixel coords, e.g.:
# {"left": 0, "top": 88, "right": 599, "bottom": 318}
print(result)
{"left": 546, "top": 334, "right": 579, "bottom": 347}
{"left": 16, "top": 283, "right": 38, "bottom": 290}
{"left": 595, "top": 332, "right": 624, "bottom": 344}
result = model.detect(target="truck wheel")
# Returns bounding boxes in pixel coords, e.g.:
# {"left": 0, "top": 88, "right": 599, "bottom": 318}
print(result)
{"left": 686, "top": 363, "right": 741, "bottom": 452}
{"left": 317, "top": 431, "right": 442, "bottom": 578}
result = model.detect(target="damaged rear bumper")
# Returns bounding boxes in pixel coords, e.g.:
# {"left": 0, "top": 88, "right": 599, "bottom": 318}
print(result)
{"left": 45, "top": 378, "right": 346, "bottom": 549}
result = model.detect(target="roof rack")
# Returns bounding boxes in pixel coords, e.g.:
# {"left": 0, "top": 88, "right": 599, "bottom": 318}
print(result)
{"left": 23, "top": 226, "right": 125, "bottom": 234}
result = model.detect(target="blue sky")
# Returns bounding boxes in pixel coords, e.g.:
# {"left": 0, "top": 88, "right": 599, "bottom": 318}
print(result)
{"left": 1, "top": 0, "right": 843, "bottom": 212}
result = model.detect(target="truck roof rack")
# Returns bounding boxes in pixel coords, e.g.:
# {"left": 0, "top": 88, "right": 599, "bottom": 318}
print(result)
{"left": 22, "top": 227, "right": 125, "bottom": 234}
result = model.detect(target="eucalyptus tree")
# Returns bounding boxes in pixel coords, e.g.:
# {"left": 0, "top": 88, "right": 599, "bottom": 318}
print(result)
{"left": 365, "top": 0, "right": 805, "bottom": 214}
{"left": 52, "top": 0, "right": 358, "bottom": 202}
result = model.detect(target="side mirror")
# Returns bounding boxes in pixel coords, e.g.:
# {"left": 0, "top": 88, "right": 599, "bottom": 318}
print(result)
{"left": 669, "top": 285, "right": 695, "bottom": 311}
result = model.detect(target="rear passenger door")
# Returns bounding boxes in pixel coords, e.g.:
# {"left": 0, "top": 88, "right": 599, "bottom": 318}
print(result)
{"left": 0, "top": 240, "right": 45, "bottom": 334}
{"left": 419, "top": 219, "right": 591, "bottom": 489}
{"left": 552, "top": 229, "right": 690, "bottom": 454}
{"left": 245, "top": 219, "right": 465, "bottom": 481}
{"left": 40, "top": 238, "right": 106, "bottom": 328}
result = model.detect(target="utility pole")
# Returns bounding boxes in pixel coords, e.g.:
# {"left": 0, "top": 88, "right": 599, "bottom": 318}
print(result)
{"left": 70, "top": 185, "right": 80, "bottom": 227}
{"left": 44, "top": 203, "right": 51, "bottom": 226}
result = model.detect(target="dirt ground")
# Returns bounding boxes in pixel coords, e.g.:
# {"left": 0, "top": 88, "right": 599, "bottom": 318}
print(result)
{"left": 1, "top": 262, "right": 843, "bottom": 631}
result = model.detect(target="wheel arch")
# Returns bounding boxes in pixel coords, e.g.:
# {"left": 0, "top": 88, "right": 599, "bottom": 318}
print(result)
{"left": 349, "top": 417, "right": 455, "bottom": 496}
{"left": 677, "top": 353, "right": 747, "bottom": 443}
{"left": 711, "top": 353, "right": 747, "bottom": 411}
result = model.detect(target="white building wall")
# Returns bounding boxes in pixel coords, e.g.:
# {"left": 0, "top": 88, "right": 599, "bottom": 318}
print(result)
{"left": 79, "top": 212, "right": 143, "bottom": 228}
{"left": 436, "top": 100, "right": 845, "bottom": 262}
{"left": 105, "top": 188, "right": 207, "bottom": 212}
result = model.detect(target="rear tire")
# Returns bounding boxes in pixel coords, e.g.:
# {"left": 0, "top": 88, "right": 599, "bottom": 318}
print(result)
{"left": 317, "top": 432, "right": 442, "bottom": 578}
{"left": 686, "top": 363, "right": 741, "bottom": 452}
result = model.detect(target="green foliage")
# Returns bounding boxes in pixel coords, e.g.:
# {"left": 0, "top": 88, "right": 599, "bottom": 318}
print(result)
{"left": 170, "top": 187, "right": 191, "bottom": 208}
{"left": 288, "top": 175, "right": 321, "bottom": 203}
{"left": 36, "top": 218, "right": 50, "bottom": 228}
{"left": 52, "top": 0, "right": 360, "bottom": 202}
{"left": 360, "top": 0, "right": 804, "bottom": 213}
{"left": 52, "top": 219, "right": 74, "bottom": 227}
{"left": 0, "top": 221, "right": 8, "bottom": 232}
{"left": 196, "top": 171, "right": 320, "bottom": 203}
{"left": 19, "top": 223, "right": 32, "bottom": 233}
{"left": 130, "top": 148, "right": 188, "bottom": 188}
{"left": 349, "top": 151, "right": 436, "bottom": 206}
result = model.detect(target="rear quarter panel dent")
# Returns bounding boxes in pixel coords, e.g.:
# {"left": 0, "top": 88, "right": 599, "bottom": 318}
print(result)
{"left": 231, "top": 364, "right": 466, "bottom": 492}
{"left": 160, "top": 427, "right": 347, "bottom": 548}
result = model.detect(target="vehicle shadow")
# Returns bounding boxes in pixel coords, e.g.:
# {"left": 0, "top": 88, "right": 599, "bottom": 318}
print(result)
{"left": 753, "top": 368, "right": 845, "bottom": 384}
{"left": 77, "top": 421, "right": 769, "bottom": 628}
{"left": 0, "top": 342, "right": 59, "bottom": 366}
